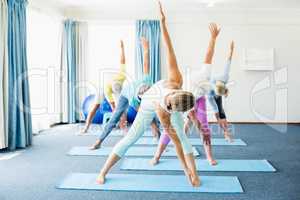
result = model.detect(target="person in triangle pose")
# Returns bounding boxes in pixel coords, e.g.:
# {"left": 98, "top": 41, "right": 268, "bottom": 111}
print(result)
{"left": 150, "top": 27, "right": 235, "bottom": 166}
{"left": 96, "top": 2, "right": 200, "bottom": 187}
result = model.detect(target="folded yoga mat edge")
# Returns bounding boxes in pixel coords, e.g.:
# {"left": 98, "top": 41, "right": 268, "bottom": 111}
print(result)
{"left": 263, "top": 159, "right": 277, "bottom": 172}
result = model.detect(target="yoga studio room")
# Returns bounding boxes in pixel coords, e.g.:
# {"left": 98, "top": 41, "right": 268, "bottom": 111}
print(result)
{"left": 0, "top": 0, "right": 300, "bottom": 199}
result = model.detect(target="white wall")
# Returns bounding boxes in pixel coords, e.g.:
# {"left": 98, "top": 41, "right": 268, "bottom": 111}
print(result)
{"left": 71, "top": 10, "right": 300, "bottom": 123}
{"left": 29, "top": 2, "right": 300, "bottom": 123}
{"left": 86, "top": 22, "right": 136, "bottom": 96}
{"left": 158, "top": 11, "right": 300, "bottom": 123}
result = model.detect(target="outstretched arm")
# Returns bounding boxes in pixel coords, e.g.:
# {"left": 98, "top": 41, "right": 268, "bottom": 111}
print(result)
{"left": 222, "top": 41, "right": 234, "bottom": 83}
{"left": 114, "top": 40, "right": 126, "bottom": 83}
{"left": 120, "top": 40, "right": 125, "bottom": 65}
{"left": 216, "top": 41, "right": 234, "bottom": 84}
{"left": 82, "top": 104, "right": 100, "bottom": 133}
{"left": 204, "top": 23, "right": 220, "bottom": 64}
{"left": 141, "top": 37, "right": 150, "bottom": 74}
{"left": 159, "top": 1, "right": 182, "bottom": 87}
{"left": 227, "top": 41, "right": 234, "bottom": 61}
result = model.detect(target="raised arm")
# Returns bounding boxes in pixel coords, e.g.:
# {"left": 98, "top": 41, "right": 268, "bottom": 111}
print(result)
{"left": 114, "top": 40, "right": 126, "bottom": 83}
{"left": 159, "top": 1, "right": 182, "bottom": 87}
{"left": 141, "top": 37, "right": 150, "bottom": 75}
{"left": 220, "top": 41, "right": 234, "bottom": 84}
{"left": 204, "top": 23, "right": 220, "bottom": 64}
{"left": 120, "top": 40, "right": 125, "bottom": 65}
{"left": 227, "top": 41, "right": 234, "bottom": 61}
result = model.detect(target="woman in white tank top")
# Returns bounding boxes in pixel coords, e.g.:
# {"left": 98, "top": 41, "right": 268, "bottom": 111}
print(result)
{"left": 96, "top": 2, "right": 200, "bottom": 187}
{"left": 150, "top": 23, "right": 221, "bottom": 167}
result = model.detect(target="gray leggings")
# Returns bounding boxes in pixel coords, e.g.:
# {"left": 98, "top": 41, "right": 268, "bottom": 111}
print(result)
{"left": 99, "top": 95, "right": 129, "bottom": 142}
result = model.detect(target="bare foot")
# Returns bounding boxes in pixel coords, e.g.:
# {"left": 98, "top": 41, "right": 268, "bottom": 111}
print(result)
{"left": 79, "top": 127, "right": 88, "bottom": 135}
{"left": 96, "top": 173, "right": 106, "bottom": 184}
{"left": 208, "top": 159, "right": 218, "bottom": 166}
{"left": 191, "top": 174, "right": 201, "bottom": 187}
{"left": 183, "top": 167, "right": 201, "bottom": 187}
{"left": 89, "top": 140, "right": 101, "bottom": 150}
{"left": 224, "top": 132, "right": 233, "bottom": 143}
{"left": 149, "top": 157, "right": 159, "bottom": 166}
{"left": 183, "top": 168, "right": 194, "bottom": 186}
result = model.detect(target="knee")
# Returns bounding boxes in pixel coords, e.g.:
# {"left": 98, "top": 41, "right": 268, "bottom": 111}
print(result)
{"left": 200, "top": 120, "right": 210, "bottom": 134}
{"left": 112, "top": 143, "right": 126, "bottom": 157}
{"left": 201, "top": 127, "right": 211, "bottom": 136}
{"left": 112, "top": 138, "right": 132, "bottom": 157}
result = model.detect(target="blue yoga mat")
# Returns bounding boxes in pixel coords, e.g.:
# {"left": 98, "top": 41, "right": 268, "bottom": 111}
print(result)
{"left": 120, "top": 158, "right": 276, "bottom": 172}
{"left": 67, "top": 146, "right": 200, "bottom": 157}
{"left": 57, "top": 173, "right": 243, "bottom": 193}
{"left": 77, "top": 129, "right": 154, "bottom": 137}
{"left": 136, "top": 137, "right": 247, "bottom": 146}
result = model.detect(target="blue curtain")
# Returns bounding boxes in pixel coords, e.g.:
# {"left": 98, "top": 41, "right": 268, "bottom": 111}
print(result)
{"left": 7, "top": 0, "right": 32, "bottom": 150}
{"left": 135, "top": 20, "right": 161, "bottom": 83}
{"left": 0, "top": 0, "right": 9, "bottom": 149}
{"left": 63, "top": 20, "right": 78, "bottom": 123}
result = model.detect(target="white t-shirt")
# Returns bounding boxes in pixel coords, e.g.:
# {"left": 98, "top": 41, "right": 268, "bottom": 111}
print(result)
{"left": 183, "top": 63, "right": 213, "bottom": 99}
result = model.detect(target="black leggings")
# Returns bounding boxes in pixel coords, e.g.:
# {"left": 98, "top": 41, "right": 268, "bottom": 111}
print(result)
{"left": 214, "top": 96, "right": 226, "bottom": 119}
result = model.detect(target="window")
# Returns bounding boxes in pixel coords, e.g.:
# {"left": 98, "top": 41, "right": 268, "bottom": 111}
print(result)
{"left": 27, "top": 8, "right": 62, "bottom": 133}
{"left": 27, "top": 16, "right": 136, "bottom": 131}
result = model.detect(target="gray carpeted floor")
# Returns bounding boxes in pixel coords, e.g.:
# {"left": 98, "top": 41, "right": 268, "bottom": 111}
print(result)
{"left": 0, "top": 123, "right": 299, "bottom": 200}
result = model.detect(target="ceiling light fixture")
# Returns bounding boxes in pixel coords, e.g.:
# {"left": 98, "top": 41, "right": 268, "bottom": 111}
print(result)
{"left": 207, "top": 2, "right": 215, "bottom": 7}
{"left": 197, "top": 0, "right": 226, "bottom": 8}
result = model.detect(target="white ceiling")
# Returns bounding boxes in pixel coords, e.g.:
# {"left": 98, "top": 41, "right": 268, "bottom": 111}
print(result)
{"left": 34, "top": 0, "right": 300, "bottom": 10}
{"left": 29, "top": 0, "right": 300, "bottom": 21}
